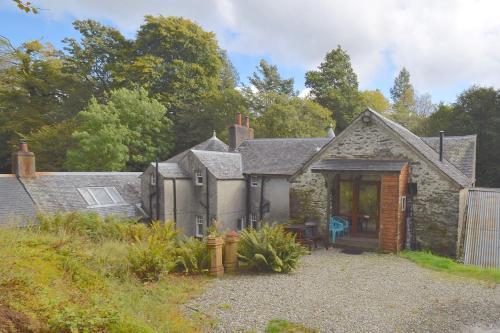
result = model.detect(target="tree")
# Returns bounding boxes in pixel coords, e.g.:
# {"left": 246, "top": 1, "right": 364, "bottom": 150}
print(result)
{"left": 305, "top": 46, "right": 363, "bottom": 131}
{"left": 63, "top": 20, "right": 133, "bottom": 99}
{"left": 132, "top": 16, "right": 222, "bottom": 111}
{"left": 0, "top": 39, "right": 83, "bottom": 171}
{"left": 12, "top": 0, "right": 38, "bottom": 14}
{"left": 66, "top": 88, "right": 173, "bottom": 171}
{"left": 360, "top": 89, "right": 390, "bottom": 113}
{"left": 389, "top": 67, "right": 416, "bottom": 127}
{"left": 254, "top": 95, "right": 333, "bottom": 138}
{"left": 248, "top": 59, "right": 295, "bottom": 96}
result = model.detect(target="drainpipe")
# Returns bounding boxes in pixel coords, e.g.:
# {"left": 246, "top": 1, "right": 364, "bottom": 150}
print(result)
{"left": 439, "top": 131, "right": 444, "bottom": 162}
{"left": 245, "top": 174, "right": 251, "bottom": 228}
{"left": 173, "top": 178, "right": 177, "bottom": 226}
{"left": 155, "top": 158, "right": 160, "bottom": 221}
{"left": 206, "top": 166, "right": 210, "bottom": 227}
{"left": 259, "top": 175, "right": 265, "bottom": 222}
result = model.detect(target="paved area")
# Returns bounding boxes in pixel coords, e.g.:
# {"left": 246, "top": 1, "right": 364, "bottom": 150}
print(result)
{"left": 187, "top": 249, "right": 500, "bottom": 332}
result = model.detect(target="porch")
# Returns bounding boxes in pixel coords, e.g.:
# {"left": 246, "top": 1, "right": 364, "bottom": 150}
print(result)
{"left": 311, "top": 159, "right": 410, "bottom": 252}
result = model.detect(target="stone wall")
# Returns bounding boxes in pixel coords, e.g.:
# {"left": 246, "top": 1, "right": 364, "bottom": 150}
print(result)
{"left": 290, "top": 169, "right": 327, "bottom": 223}
{"left": 293, "top": 117, "right": 462, "bottom": 256}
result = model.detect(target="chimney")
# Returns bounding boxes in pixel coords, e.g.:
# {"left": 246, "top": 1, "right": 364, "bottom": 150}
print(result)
{"left": 229, "top": 114, "right": 254, "bottom": 150}
{"left": 439, "top": 131, "right": 444, "bottom": 162}
{"left": 12, "top": 140, "right": 36, "bottom": 178}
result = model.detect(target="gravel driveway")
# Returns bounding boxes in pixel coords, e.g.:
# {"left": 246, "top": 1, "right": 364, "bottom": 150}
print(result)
{"left": 187, "top": 249, "right": 500, "bottom": 332}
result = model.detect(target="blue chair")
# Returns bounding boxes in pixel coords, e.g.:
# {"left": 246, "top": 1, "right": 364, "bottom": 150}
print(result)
{"left": 329, "top": 216, "right": 348, "bottom": 243}
{"left": 334, "top": 216, "right": 350, "bottom": 236}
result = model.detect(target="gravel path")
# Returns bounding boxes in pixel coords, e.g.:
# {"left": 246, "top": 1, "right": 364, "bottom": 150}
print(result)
{"left": 187, "top": 249, "right": 500, "bottom": 332}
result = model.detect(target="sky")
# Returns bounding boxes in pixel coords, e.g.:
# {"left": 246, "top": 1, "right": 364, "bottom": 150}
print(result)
{"left": 2, "top": 0, "right": 500, "bottom": 103}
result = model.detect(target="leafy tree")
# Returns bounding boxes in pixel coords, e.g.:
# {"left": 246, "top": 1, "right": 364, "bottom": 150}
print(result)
{"left": 26, "top": 120, "right": 77, "bottom": 171}
{"left": 66, "top": 88, "right": 173, "bottom": 171}
{"left": 389, "top": 67, "right": 416, "bottom": 127}
{"left": 248, "top": 59, "right": 295, "bottom": 96}
{"left": 0, "top": 39, "right": 83, "bottom": 171}
{"left": 132, "top": 16, "right": 222, "bottom": 111}
{"left": 254, "top": 95, "right": 333, "bottom": 138}
{"left": 12, "top": 0, "right": 38, "bottom": 14}
{"left": 172, "top": 88, "right": 247, "bottom": 153}
{"left": 360, "top": 89, "right": 390, "bottom": 113}
{"left": 305, "top": 46, "right": 363, "bottom": 131}
{"left": 63, "top": 20, "right": 133, "bottom": 99}
{"left": 218, "top": 49, "right": 239, "bottom": 89}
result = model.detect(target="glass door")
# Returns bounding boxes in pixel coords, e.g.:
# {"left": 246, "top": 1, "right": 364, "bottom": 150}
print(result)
{"left": 357, "top": 182, "right": 380, "bottom": 236}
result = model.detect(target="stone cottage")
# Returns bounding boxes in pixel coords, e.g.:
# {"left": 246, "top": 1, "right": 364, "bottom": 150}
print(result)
{"left": 142, "top": 109, "right": 476, "bottom": 256}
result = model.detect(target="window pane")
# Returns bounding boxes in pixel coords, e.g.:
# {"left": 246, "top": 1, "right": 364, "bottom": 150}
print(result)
{"left": 107, "top": 187, "right": 125, "bottom": 204}
{"left": 90, "top": 188, "right": 114, "bottom": 205}
{"left": 78, "top": 188, "right": 97, "bottom": 206}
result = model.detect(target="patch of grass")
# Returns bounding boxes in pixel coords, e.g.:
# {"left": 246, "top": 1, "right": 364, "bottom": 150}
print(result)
{"left": 401, "top": 251, "right": 500, "bottom": 283}
{"left": 0, "top": 214, "right": 209, "bottom": 332}
{"left": 265, "top": 319, "right": 317, "bottom": 333}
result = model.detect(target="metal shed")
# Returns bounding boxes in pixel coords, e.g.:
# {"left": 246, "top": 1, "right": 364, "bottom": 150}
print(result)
{"left": 459, "top": 188, "right": 500, "bottom": 268}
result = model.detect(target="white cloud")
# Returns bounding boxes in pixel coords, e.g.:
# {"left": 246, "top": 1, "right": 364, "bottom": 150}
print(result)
{"left": 35, "top": 0, "right": 500, "bottom": 93}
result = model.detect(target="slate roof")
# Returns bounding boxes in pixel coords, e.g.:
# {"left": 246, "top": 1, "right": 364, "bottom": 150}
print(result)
{"left": 0, "top": 175, "right": 36, "bottom": 226}
{"left": 20, "top": 172, "right": 142, "bottom": 218}
{"left": 368, "top": 109, "right": 473, "bottom": 187}
{"left": 421, "top": 135, "right": 476, "bottom": 180}
{"left": 312, "top": 159, "right": 407, "bottom": 173}
{"left": 155, "top": 162, "right": 190, "bottom": 178}
{"left": 237, "top": 138, "right": 331, "bottom": 176}
{"left": 191, "top": 150, "right": 244, "bottom": 179}
{"left": 164, "top": 133, "right": 228, "bottom": 163}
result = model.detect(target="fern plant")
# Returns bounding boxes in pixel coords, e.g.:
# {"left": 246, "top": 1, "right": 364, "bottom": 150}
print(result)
{"left": 174, "top": 237, "right": 209, "bottom": 274}
{"left": 238, "top": 224, "right": 308, "bottom": 273}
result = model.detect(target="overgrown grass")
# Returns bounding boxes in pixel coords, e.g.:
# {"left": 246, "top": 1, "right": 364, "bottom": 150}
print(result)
{"left": 265, "top": 319, "right": 317, "bottom": 333}
{"left": 401, "top": 251, "right": 500, "bottom": 283}
{"left": 0, "top": 212, "right": 209, "bottom": 332}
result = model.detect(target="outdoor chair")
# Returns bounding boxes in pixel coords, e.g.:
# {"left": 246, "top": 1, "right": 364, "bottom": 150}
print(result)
{"left": 329, "top": 216, "right": 349, "bottom": 243}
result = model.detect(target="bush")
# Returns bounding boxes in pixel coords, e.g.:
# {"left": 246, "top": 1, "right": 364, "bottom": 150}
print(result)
{"left": 175, "top": 237, "right": 209, "bottom": 274}
{"left": 127, "top": 221, "right": 178, "bottom": 281}
{"left": 238, "top": 224, "right": 308, "bottom": 273}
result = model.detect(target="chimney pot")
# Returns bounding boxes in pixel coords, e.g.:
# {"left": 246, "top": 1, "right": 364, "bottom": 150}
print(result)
{"left": 245, "top": 116, "right": 250, "bottom": 128}
{"left": 19, "top": 140, "right": 28, "bottom": 153}
{"left": 236, "top": 113, "right": 242, "bottom": 126}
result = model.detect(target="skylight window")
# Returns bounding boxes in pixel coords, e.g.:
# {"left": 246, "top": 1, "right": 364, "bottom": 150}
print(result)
{"left": 78, "top": 187, "right": 126, "bottom": 207}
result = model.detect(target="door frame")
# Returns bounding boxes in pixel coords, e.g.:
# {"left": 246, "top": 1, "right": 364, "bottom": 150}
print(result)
{"left": 334, "top": 175, "right": 381, "bottom": 238}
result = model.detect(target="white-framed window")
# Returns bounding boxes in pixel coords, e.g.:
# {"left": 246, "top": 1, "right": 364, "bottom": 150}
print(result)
{"left": 195, "top": 171, "right": 204, "bottom": 186}
{"left": 237, "top": 217, "right": 245, "bottom": 231}
{"left": 401, "top": 196, "right": 407, "bottom": 212}
{"left": 77, "top": 187, "right": 126, "bottom": 207}
{"left": 249, "top": 212, "right": 257, "bottom": 229}
{"left": 150, "top": 173, "right": 156, "bottom": 186}
{"left": 195, "top": 215, "right": 205, "bottom": 237}
{"left": 250, "top": 175, "right": 259, "bottom": 187}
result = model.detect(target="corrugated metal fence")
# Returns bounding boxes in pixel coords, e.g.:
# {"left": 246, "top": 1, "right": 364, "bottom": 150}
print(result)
{"left": 462, "top": 188, "right": 500, "bottom": 268}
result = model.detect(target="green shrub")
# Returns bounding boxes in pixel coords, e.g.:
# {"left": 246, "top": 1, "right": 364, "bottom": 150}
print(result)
{"left": 175, "top": 237, "right": 209, "bottom": 274}
{"left": 238, "top": 224, "right": 308, "bottom": 273}
{"left": 127, "top": 221, "right": 178, "bottom": 281}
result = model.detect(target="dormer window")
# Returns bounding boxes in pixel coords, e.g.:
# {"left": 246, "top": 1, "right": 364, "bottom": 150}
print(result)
{"left": 195, "top": 171, "right": 204, "bottom": 186}
{"left": 250, "top": 176, "right": 259, "bottom": 187}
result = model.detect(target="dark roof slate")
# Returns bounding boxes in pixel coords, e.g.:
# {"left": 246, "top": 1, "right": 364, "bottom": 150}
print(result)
{"left": 237, "top": 138, "right": 331, "bottom": 176}
{"left": 21, "top": 172, "right": 142, "bottom": 218}
{"left": 0, "top": 175, "right": 36, "bottom": 226}
{"left": 421, "top": 135, "right": 476, "bottom": 180}
{"left": 369, "top": 109, "right": 473, "bottom": 187}
{"left": 165, "top": 134, "right": 228, "bottom": 163}
{"left": 312, "top": 159, "right": 407, "bottom": 172}
{"left": 155, "top": 163, "right": 190, "bottom": 178}
{"left": 191, "top": 150, "right": 244, "bottom": 179}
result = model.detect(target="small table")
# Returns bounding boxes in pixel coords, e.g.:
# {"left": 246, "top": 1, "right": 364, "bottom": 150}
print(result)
{"left": 284, "top": 224, "right": 316, "bottom": 251}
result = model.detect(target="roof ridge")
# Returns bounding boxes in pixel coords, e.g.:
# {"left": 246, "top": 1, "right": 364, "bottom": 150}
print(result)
{"left": 421, "top": 135, "right": 477, "bottom": 139}
{"left": 244, "top": 137, "right": 329, "bottom": 142}
{"left": 368, "top": 108, "right": 471, "bottom": 186}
